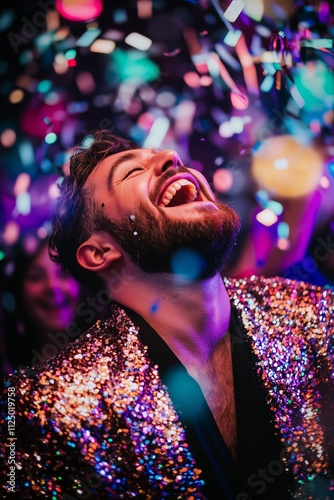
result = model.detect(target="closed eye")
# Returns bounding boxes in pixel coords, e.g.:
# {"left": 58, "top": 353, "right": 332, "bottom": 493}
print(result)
{"left": 122, "top": 167, "right": 144, "bottom": 180}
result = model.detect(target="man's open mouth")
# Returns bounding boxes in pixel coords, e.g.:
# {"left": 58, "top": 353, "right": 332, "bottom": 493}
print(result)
{"left": 157, "top": 177, "right": 201, "bottom": 207}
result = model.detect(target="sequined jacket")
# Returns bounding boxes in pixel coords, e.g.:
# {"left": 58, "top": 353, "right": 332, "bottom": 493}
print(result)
{"left": 1, "top": 276, "right": 333, "bottom": 499}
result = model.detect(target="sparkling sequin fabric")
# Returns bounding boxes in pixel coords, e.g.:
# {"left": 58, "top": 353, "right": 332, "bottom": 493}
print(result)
{"left": 1, "top": 276, "right": 333, "bottom": 498}
{"left": 225, "top": 276, "right": 334, "bottom": 498}
{"left": 1, "top": 307, "right": 204, "bottom": 499}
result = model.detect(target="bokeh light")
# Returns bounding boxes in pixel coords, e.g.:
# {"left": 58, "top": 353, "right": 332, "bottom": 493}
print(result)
{"left": 252, "top": 136, "right": 324, "bottom": 198}
{"left": 183, "top": 72, "right": 201, "bottom": 88}
{"left": 125, "top": 32, "right": 152, "bottom": 51}
{"left": 3, "top": 221, "right": 20, "bottom": 245}
{"left": 13, "top": 173, "right": 31, "bottom": 195}
{"left": 1, "top": 129, "right": 16, "bottom": 147}
{"left": 230, "top": 91, "right": 249, "bottom": 110}
{"left": 90, "top": 39, "right": 116, "bottom": 54}
{"left": 256, "top": 208, "right": 278, "bottom": 227}
{"left": 9, "top": 89, "right": 24, "bottom": 104}
{"left": 171, "top": 249, "right": 205, "bottom": 282}
{"left": 213, "top": 169, "right": 233, "bottom": 193}
{"left": 56, "top": 0, "right": 103, "bottom": 22}
{"left": 164, "top": 366, "right": 205, "bottom": 417}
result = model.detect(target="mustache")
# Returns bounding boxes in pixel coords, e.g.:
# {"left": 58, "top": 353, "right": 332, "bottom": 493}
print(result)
{"left": 149, "top": 166, "right": 212, "bottom": 204}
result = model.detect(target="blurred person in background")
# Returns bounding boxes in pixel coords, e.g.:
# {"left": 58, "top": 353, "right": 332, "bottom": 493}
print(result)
{"left": 1, "top": 235, "right": 109, "bottom": 374}
{"left": 282, "top": 215, "right": 334, "bottom": 287}
{"left": 226, "top": 192, "right": 323, "bottom": 279}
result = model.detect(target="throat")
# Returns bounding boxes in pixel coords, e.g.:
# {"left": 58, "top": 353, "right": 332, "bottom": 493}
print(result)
{"left": 189, "top": 332, "right": 238, "bottom": 464}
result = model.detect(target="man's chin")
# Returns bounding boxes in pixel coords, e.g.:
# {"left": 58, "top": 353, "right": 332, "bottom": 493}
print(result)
{"left": 94, "top": 199, "right": 240, "bottom": 278}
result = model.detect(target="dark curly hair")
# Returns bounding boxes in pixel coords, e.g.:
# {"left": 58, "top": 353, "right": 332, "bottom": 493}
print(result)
{"left": 49, "top": 131, "right": 137, "bottom": 288}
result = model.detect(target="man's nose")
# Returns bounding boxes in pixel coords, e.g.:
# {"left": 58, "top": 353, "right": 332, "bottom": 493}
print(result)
{"left": 152, "top": 150, "right": 183, "bottom": 175}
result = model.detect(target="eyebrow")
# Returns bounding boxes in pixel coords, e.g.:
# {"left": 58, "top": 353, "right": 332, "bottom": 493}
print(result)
{"left": 107, "top": 151, "right": 142, "bottom": 191}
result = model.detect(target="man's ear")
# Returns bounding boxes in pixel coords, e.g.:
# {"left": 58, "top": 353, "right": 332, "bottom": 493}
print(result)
{"left": 76, "top": 232, "right": 122, "bottom": 272}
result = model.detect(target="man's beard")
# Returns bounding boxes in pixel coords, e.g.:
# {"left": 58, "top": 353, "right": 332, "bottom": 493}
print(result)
{"left": 94, "top": 201, "right": 240, "bottom": 280}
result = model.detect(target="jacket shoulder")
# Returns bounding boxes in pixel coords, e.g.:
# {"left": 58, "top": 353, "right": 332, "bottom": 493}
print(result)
{"left": 224, "top": 274, "right": 333, "bottom": 309}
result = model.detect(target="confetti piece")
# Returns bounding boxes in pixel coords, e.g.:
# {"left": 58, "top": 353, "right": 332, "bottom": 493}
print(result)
{"left": 183, "top": 71, "right": 201, "bottom": 88}
{"left": 213, "top": 168, "right": 233, "bottom": 193}
{"left": 256, "top": 208, "right": 278, "bottom": 227}
{"left": 76, "top": 28, "right": 101, "bottom": 48}
{"left": 113, "top": 7, "right": 128, "bottom": 23}
{"left": 289, "top": 84, "right": 305, "bottom": 109}
{"left": 278, "top": 221, "right": 289, "bottom": 239}
{"left": 1, "top": 129, "right": 16, "bottom": 147}
{"left": 143, "top": 117, "right": 170, "bottom": 148}
{"left": 16, "top": 192, "right": 31, "bottom": 215}
{"left": 267, "top": 200, "right": 283, "bottom": 216}
{"left": 45, "top": 132, "right": 57, "bottom": 144}
{"left": 14, "top": 173, "right": 31, "bottom": 195}
{"left": 9, "top": 89, "right": 24, "bottom": 104}
{"left": 224, "top": 29, "right": 242, "bottom": 47}
{"left": 244, "top": 1, "right": 264, "bottom": 22}
{"left": 260, "top": 74, "right": 274, "bottom": 92}
{"left": 163, "top": 49, "right": 181, "bottom": 57}
{"left": 223, "top": 0, "right": 245, "bottom": 23}
{"left": 90, "top": 39, "right": 116, "bottom": 54}
{"left": 125, "top": 32, "right": 152, "bottom": 51}
{"left": 219, "top": 121, "right": 233, "bottom": 138}
{"left": 3, "top": 221, "right": 20, "bottom": 245}
{"left": 319, "top": 176, "right": 330, "bottom": 189}
{"left": 255, "top": 189, "right": 269, "bottom": 207}
{"left": 174, "top": 100, "right": 196, "bottom": 135}
{"left": 76, "top": 71, "right": 96, "bottom": 94}
{"left": 215, "top": 43, "right": 241, "bottom": 70}
{"left": 301, "top": 39, "right": 333, "bottom": 49}
{"left": 230, "top": 91, "right": 249, "bottom": 110}
{"left": 235, "top": 33, "right": 259, "bottom": 95}
{"left": 277, "top": 237, "right": 290, "bottom": 250}
{"left": 199, "top": 75, "right": 212, "bottom": 86}
{"left": 137, "top": 0, "right": 153, "bottom": 19}
{"left": 18, "top": 141, "right": 35, "bottom": 167}
{"left": 208, "top": 53, "right": 240, "bottom": 95}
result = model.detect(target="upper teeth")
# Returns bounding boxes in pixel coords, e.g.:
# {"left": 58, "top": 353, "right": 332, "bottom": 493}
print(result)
{"left": 158, "top": 179, "right": 198, "bottom": 207}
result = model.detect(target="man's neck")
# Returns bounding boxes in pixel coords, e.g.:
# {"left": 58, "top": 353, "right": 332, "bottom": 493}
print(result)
{"left": 109, "top": 264, "right": 231, "bottom": 367}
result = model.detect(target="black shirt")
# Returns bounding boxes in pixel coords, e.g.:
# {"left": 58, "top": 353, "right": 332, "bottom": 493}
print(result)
{"left": 124, "top": 305, "right": 292, "bottom": 499}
